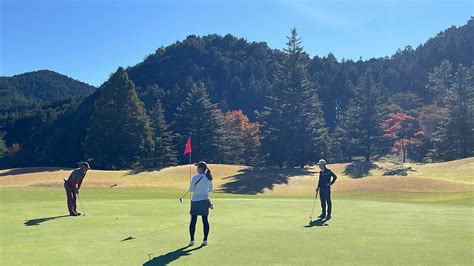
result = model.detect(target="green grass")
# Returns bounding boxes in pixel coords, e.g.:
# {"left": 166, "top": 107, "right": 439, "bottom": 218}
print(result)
{"left": 0, "top": 187, "right": 473, "bottom": 265}
{"left": 407, "top": 157, "right": 474, "bottom": 183}
{"left": 1, "top": 159, "right": 473, "bottom": 265}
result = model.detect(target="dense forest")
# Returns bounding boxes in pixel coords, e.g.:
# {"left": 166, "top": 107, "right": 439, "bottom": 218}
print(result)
{"left": 1, "top": 18, "right": 472, "bottom": 169}
{"left": 0, "top": 70, "right": 96, "bottom": 113}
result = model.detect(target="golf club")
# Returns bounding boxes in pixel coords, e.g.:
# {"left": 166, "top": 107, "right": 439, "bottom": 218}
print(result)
{"left": 120, "top": 222, "right": 188, "bottom": 242}
{"left": 77, "top": 193, "right": 86, "bottom": 216}
{"left": 179, "top": 190, "right": 190, "bottom": 203}
{"left": 309, "top": 189, "right": 318, "bottom": 223}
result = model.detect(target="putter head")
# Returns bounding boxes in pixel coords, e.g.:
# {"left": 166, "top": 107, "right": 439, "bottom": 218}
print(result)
{"left": 120, "top": 236, "right": 135, "bottom": 242}
{"left": 179, "top": 198, "right": 183, "bottom": 203}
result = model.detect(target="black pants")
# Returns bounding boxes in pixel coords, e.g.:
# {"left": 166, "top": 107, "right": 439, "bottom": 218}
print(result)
{"left": 64, "top": 180, "right": 77, "bottom": 214}
{"left": 319, "top": 189, "right": 332, "bottom": 215}
{"left": 189, "top": 215, "right": 209, "bottom": 241}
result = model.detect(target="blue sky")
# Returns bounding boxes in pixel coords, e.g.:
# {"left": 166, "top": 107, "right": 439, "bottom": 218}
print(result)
{"left": 1, "top": 0, "right": 472, "bottom": 86}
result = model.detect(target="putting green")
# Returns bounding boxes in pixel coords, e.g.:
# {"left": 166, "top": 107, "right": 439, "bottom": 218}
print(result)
{"left": 0, "top": 188, "right": 472, "bottom": 265}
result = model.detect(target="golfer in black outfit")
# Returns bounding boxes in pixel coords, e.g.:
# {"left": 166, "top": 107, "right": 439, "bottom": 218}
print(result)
{"left": 316, "top": 159, "right": 337, "bottom": 220}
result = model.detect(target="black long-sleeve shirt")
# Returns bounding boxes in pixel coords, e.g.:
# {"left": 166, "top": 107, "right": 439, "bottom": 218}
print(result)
{"left": 317, "top": 168, "right": 337, "bottom": 190}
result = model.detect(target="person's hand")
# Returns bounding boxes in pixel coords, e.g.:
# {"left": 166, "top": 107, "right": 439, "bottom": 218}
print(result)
{"left": 76, "top": 188, "right": 80, "bottom": 194}
{"left": 326, "top": 183, "right": 331, "bottom": 187}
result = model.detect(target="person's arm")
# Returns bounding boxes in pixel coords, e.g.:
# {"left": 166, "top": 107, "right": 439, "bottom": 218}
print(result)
{"left": 209, "top": 182, "right": 213, "bottom": 192}
{"left": 77, "top": 177, "right": 84, "bottom": 190}
{"left": 189, "top": 178, "right": 195, "bottom": 192}
{"left": 330, "top": 171, "right": 337, "bottom": 185}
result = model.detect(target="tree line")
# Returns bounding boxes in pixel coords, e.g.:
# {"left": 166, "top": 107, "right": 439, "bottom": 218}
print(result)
{"left": 1, "top": 19, "right": 473, "bottom": 169}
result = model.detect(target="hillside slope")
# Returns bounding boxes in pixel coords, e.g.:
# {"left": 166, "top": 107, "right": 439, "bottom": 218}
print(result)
{"left": 0, "top": 70, "right": 96, "bottom": 112}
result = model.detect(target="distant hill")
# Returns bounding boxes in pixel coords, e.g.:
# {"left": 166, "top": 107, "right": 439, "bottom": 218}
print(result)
{"left": 0, "top": 70, "right": 96, "bottom": 112}
{"left": 127, "top": 19, "right": 473, "bottom": 124}
{"left": 127, "top": 34, "right": 283, "bottom": 119}
{"left": 1, "top": 19, "right": 472, "bottom": 169}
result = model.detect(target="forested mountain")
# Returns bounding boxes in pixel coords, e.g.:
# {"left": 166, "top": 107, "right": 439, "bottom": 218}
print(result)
{"left": 0, "top": 70, "right": 96, "bottom": 112}
{"left": 1, "top": 18, "right": 472, "bottom": 169}
{"left": 125, "top": 19, "right": 472, "bottom": 127}
{"left": 127, "top": 34, "right": 282, "bottom": 120}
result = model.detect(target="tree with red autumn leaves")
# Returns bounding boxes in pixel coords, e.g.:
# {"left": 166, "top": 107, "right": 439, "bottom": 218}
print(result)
{"left": 223, "top": 110, "right": 260, "bottom": 165}
{"left": 382, "top": 112, "right": 425, "bottom": 163}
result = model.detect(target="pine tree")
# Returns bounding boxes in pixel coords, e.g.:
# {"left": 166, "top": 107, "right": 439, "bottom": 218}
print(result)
{"left": 428, "top": 60, "right": 454, "bottom": 105}
{"left": 429, "top": 64, "right": 474, "bottom": 160}
{"left": 258, "top": 91, "right": 287, "bottom": 168}
{"left": 259, "top": 28, "right": 328, "bottom": 167}
{"left": 172, "top": 81, "right": 227, "bottom": 164}
{"left": 337, "top": 68, "right": 385, "bottom": 162}
{"left": 150, "top": 100, "right": 177, "bottom": 168}
{"left": 84, "top": 67, "right": 154, "bottom": 169}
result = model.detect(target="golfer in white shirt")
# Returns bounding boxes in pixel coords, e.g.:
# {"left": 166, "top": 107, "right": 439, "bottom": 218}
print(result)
{"left": 188, "top": 161, "right": 213, "bottom": 247}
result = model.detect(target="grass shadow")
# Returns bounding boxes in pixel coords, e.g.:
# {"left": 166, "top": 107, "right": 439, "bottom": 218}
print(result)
{"left": 0, "top": 167, "right": 62, "bottom": 177}
{"left": 219, "top": 167, "right": 314, "bottom": 195}
{"left": 126, "top": 167, "right": 161, "bottom": 176}
{"left": 343, "top": 161, "right": 379, "bottom": 178}
{"left": 143, "top": 245, "right": 203, "bottom": 266}
{"left": 24, "top": 215, "right": 70, "bottom": 226}
{"left": 304, "top": 218, "right": 329, "bottom": 228}
{"left": 383, "top": 165, "right": 416, "bottom": 176}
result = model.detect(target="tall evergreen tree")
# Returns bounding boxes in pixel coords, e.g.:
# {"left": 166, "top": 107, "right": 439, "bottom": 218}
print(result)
{"left": 428, "top": 60, "right": 454, "bottom": 105}
{"left": 260, "top": 28, "right": 328, "bottom": 167}
{"left": 429, "top": 64, "right": 474, "bottom": 160}
{"left": 258, "top": 90, "right": 287, "bottom": 168}
{"left": 84, "top": 68, "right": 154, "bottom": 169}
{"left": 336, "top": 67, "right": 385, "bottom": 162}
{"left": 172, "top": 81, "right": 227, "bottom": 164}
{"left": 150, "top": 100, "right": 178, "bottom": 168}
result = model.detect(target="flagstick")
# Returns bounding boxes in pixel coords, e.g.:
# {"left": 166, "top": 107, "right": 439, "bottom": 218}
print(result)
{"left": 189, "top": 150, "right": 192, "bottom": 202}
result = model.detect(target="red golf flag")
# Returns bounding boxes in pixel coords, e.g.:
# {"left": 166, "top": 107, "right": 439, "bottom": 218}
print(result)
{"left": 184, "top": 137, "right": 192, "bottom": 155}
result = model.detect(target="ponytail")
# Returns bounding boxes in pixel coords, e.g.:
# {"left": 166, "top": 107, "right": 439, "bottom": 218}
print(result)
{"left": 205, "top": 168, "right": 213, "bottom": 180}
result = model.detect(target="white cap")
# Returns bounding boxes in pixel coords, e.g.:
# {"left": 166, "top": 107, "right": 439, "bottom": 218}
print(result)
{"left": 317, "top": 159, "right": 326, "bottom": 165}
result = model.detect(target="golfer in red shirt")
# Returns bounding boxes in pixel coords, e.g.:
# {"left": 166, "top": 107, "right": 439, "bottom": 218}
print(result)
{"left": 64, "top": 162, "right": 90, "bottom": 216}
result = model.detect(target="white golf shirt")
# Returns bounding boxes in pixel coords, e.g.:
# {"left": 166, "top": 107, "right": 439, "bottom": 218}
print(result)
{"left": 189, "top": 173, "right": 213, "bottom": 201}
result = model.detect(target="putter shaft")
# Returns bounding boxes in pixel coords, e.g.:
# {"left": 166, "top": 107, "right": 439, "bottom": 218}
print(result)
{"left": 78, "top": 194, "right": 85, "bottom": 215}
{"left": 179, "top": 190, "right": 190, "bottom": 202}
{"left": 309, "top": 190, "right": 318, "bottom": 221}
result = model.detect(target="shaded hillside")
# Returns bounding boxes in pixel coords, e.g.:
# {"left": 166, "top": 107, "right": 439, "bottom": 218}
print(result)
{"left": 1, "top": 19, "right": 472, "bottom": 168}
{"left": 0, "top": 70, "right": 96, "bottom": 112}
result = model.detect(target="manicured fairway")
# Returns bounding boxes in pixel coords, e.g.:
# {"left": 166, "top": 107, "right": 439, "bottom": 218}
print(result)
{"left": 0, "top": 188, "right": 472, "bottom": 265}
